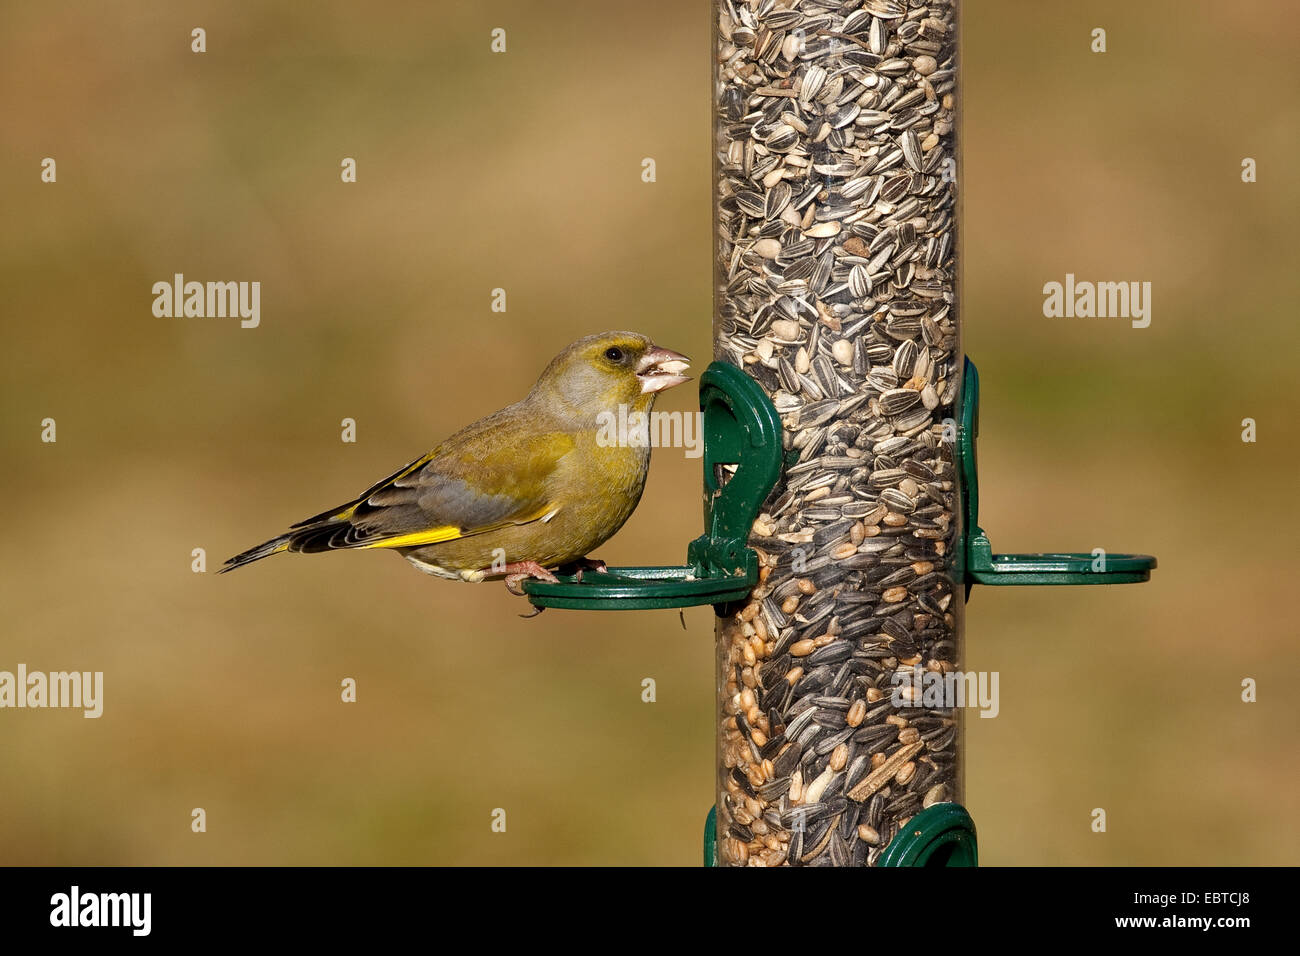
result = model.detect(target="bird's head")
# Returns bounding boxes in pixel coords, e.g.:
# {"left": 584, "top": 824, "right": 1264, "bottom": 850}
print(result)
{"left": 530, "top": 331, "right": 692, "bottom": 423}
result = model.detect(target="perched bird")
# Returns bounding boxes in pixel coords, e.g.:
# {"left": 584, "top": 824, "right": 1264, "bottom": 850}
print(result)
{"left": 220, "top": 331, "right": 691, "bottom": 593}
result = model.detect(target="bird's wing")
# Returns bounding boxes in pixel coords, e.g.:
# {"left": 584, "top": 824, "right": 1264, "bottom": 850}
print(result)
{"left": 287, "top": 419, "right": 576, "bottom": 553}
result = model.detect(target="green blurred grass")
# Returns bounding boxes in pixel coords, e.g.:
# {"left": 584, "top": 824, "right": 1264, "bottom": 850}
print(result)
{"left": 1, "top": 0, "right": 1296, "bottom": 865}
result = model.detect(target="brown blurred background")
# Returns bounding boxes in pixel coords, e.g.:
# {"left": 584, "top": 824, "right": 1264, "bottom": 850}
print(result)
{"left": 1, "top": 0, "right": 1296, "bottom": 865}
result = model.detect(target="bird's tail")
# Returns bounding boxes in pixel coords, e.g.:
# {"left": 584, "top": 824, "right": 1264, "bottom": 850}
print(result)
{"left": 220, "top": 507, "right": 363, "bottom": 572}
{"left": 219, "top": 534, "right": 293, "bottom": 573}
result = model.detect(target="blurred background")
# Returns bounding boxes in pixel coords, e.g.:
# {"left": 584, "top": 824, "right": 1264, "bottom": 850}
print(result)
{"left": 1, "top": 0, "right": 1296, "bottom": 865}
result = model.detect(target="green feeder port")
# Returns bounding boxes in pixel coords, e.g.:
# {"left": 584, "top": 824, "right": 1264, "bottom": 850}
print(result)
{"left": 957, "top": 359, "right": 1156, "bottom": 592}
{"left": 525, "top": 358, "right": 1155, "bottom": 866}
{"left": 876, "top": 803, "right": 979, "bottom": 867}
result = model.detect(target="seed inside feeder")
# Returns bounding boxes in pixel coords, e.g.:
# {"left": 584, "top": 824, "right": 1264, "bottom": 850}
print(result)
{"left": 714, "top": 0, "right": 960, "bottom": 867}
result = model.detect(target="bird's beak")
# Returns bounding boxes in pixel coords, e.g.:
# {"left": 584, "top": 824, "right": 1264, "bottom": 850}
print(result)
{"left": 637, "top": 346, "right": 692, "bottom": 394}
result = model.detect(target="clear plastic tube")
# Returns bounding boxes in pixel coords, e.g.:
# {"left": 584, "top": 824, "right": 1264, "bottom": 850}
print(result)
{"left": 712, "top": 0, "right": 961, "bottom": 866}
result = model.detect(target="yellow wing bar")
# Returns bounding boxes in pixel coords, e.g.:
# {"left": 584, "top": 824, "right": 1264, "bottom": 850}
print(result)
{"left": 355, "top": 503, "right": 560, "bottom": 550}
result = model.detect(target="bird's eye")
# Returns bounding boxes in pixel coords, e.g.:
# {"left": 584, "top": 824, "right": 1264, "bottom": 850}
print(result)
{"left": 604, "top": 347, "right": 625, "bottom": 363}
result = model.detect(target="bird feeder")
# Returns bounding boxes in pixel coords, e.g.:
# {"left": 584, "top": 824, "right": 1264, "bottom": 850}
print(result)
{"left": 525, "top": 0, "right": 1155, "bottom": 866}
{"left": 526, "top": 356, "right": 1153, "bottom": 865}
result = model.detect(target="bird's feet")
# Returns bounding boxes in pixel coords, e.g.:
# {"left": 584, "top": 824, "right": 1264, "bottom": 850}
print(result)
{"left": 558, "top": 556, "right": 609, "bottom": 583}
{"left": 500, "top": 561, "right": 560, "bottom": 596}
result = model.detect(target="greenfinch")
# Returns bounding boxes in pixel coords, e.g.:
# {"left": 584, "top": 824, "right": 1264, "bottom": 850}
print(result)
{"left": 221, "top": 331, "right": 691, "bottom": 592}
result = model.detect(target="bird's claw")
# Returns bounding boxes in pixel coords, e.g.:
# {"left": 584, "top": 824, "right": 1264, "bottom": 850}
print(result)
{"left": 496, "top": 558, "right": 603, "bottom": 592}
{"left": 499, "top": 561, "right": 560, "bottom": 596}
{"left": 561, "top": 557, "right": 609, "bottom": 584}
{"left": 493, "top": 559, "right": 601, "bottom": 618}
